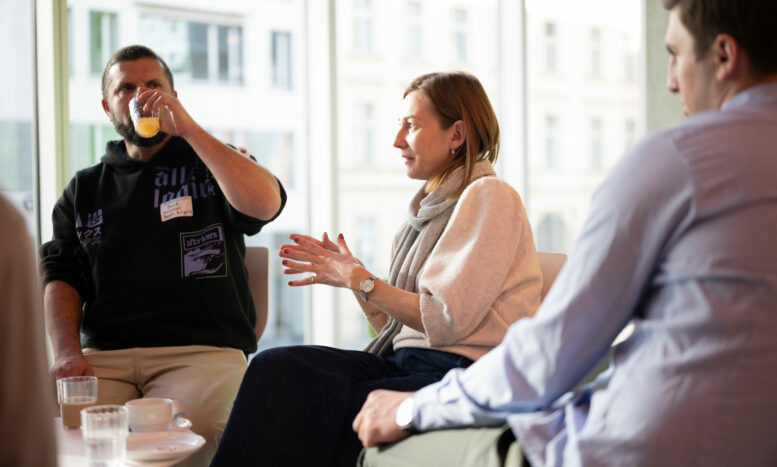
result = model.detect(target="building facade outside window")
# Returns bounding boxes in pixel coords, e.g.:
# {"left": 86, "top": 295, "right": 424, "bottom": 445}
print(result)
{"left": 0, "top": 0, "right": 36, "bottom": 236}
{"left": 271, "top": 31, "right": 293, "bottom": 89}
{"left": 69, "top": 124, "right": 119, "bottom": 172}
{"left": 544, "top": 22, "right": 557, "bottom": 73}
{"left": 353, "top": 0, "right": 374, "bottom": 56}
{"left": 49, "top": 0, "right": 642, "bottom": 349}
{"left": 526, "top": 0, "right": 641, "bottom": 255}
{"left": 590, "top": 28, "right": 602, "bottom": 79}
{"left": 623, "top": 38, "right": 637, "bottom": 82}
{"left": 89, "top": 10, "right": 118, "bottom": 75}
{"left": 139, "top": 15, "right": 244, "bottom": 84}
{"left": 354, "top": 102, "right": 375, "bottom": 167}
{"left": 545, "top": 115, "right": 558, "bottom": 169}
{"left": 65, "top": 0, "right": 307, "bottom": 351}
{"left": 624, "top": 119, "right": 636, "bottom": 152}
{"left": 218, "top": 25, "right": 244, "bottom": 83}
{"left": 537, "top": 214, "right": 567, "bottom": 253}
{"left": 404, "top": 2, "right": 422, "bottom": 60}
{"left": 452, "top": 8, "right": 467, "bottom": 63}
{"left": 590, "top": 117, "right": 602, "bottom": 170}
{"left": 355, "top": 217, "right": 377, "bottom": 273}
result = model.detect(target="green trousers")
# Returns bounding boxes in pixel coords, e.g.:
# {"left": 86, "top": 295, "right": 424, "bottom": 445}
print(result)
{"left": 358, "top": 425, "right": 530, "bottom": 467}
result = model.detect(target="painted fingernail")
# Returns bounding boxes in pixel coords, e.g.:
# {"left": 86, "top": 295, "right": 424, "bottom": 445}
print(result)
{"left": 338, "top": 233, "right": 344, "bottom": 239}
{"left": 283, "top": 249, "right": 289, "bottom": 254}
{"left": 282, "top": 260, "right": 288, "bottom": 266}
{"left": 292, "top": 237, "right": 300, "bottom": 243}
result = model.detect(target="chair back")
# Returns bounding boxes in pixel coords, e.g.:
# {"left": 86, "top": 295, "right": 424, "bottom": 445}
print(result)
{"left": 244, "top": 246, "right": 269, "bottom": 342}
{"left": 537, "top": 251, "right": 567, "bottom": 301}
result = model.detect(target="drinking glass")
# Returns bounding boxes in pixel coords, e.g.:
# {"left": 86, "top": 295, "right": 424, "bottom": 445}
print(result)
{"left": 81, "top": 405, "right": 129, "bottom": 467}
{"left": 129, "top": 94, "right": 161, "bottom": 138}
{"left": 56, "top": 375, "right": 98, "bottom": 429}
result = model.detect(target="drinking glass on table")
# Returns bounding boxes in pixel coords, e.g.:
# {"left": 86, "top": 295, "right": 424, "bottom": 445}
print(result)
{"left": 57, "top": 375, "right": 98, "bottom": 429}
{"left": 81, "top": 405, "right": 129, "bottom": 467}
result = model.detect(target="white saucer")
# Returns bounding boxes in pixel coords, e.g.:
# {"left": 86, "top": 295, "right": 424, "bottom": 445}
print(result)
{"left": 126, "top": 430, "right": 205, "bottom": 462}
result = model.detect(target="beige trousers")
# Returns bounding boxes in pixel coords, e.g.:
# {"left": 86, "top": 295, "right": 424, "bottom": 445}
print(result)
{"left": 359, "top": 425, "right": 527, "bottom": 467}
{"left": 83, "top": 345, "right": 247, "bottom": 467}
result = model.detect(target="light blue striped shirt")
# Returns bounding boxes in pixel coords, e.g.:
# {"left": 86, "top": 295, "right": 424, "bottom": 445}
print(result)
{"left": 412, "top": 82, "right": 777, "bottom": 466}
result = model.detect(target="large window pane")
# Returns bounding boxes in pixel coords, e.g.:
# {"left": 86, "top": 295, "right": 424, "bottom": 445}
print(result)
{"left": 189, "top": 22, "right": 209, "bottom": 80}
{"left": 271, "top": 31, "right": 293, "bottom": 89}
{"left": 544, "top": 22, "right": 557, "bottom": 73}
{"left": 526, "top": 0, "right": 642, "bottom": 254}
{"left": 404, "top": 2, "right": 422, "bottom": 60}
{"left": 0, "top": 0, "right": 36, "bottom": 236}
{"left": 138, "top": 15, "right": 244, "bottom": 84}
{"left": 452, "top": 8, "right": 467, "bottom": 63}
{"left": 336, "top": 0, "right": 500, "bottom": 349}
{"left": 58, "top": 0, "right": 644, "bottom": 350}
{"left": 66, "top": 1, "right": 308, "bottom": 351}
{"left": 354, "top": 102, "right": 375, "bottom": 167}
{"left": 353, "top": 0, "right": 374, "bottom": 56}
{"left": 219, "top": 26, "right": 243, "bottom": 84}
{"left": 70, "top": 124, "right": 119, "bottom": 171}
{"left": 89, "top": 11, "right": 118, "bottom": 75}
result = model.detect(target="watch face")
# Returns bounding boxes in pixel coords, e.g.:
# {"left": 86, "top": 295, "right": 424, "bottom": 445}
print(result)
{"left": 395, "top": 397, "right": 414, "bottom": 429}
{"left": 361, "top": 277, "right": 375, "bottom": 293}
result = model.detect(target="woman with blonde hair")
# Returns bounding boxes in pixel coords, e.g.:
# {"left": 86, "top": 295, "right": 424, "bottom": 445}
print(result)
{"left": 212, "top": 71, "right": 542, "bottom": 467}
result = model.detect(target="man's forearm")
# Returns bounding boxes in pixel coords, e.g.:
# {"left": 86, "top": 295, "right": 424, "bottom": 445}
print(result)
{"left": 183, "top": 125, "right": 282, "bottom": 220}
{"left": 44, "top": 280, "right": 85, "bottom": 358}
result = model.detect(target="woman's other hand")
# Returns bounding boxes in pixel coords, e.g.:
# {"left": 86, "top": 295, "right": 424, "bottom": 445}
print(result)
{"left": 279, "top": 233, "right": 367, "bottom": 289}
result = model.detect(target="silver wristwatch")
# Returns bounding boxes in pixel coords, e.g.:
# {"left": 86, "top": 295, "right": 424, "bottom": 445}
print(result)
{"left": 395, "top": 396, "right": 417, "bottom": 432}
{"left": 359, "top": 276, "right": 378, "bottom": 302}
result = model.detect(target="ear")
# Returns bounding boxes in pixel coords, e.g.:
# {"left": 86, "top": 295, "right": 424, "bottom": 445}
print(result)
{"left": 451, "top": 120, "right": 466, "bottom": 149}
{"left": 101, "top": 99, "right": 111, "bottom": 120}
{"left": 711, "top": 33, "right": 739, "bottom": 81}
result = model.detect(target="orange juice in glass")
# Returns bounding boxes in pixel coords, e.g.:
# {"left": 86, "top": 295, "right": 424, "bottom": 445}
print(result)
{"left": 129, "top": 95, "right": 160, "bottom": 138}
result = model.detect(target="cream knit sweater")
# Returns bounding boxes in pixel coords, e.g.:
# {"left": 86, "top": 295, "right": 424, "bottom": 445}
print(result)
{"left": 391, "top": 176, "right": 542, "bottom": 361}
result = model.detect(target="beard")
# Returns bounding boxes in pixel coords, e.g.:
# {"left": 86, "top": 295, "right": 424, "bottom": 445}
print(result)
{"left": 113, "top": 119, "right": 168, "bottom": 147}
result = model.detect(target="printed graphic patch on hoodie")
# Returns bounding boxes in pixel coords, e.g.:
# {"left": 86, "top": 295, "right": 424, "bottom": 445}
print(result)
{"left": 180, "top": 224, "right": 227, "bottom": 279}
{"left": 75, "top": 209, "right": 104, "bottom": 246}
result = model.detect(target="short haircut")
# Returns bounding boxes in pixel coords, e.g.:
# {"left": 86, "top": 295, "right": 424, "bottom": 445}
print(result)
{"left": 101, "top": 45, "right": 175, "bottom": 100}
{"left": 404, "top": 71, "right": 500, "bottom": 197}
{"left": 663, "top": 0, "right": 777, "bottom": 75}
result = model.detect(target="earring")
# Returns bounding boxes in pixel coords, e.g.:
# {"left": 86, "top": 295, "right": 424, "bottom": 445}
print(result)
{"left": 450, "top": 147, "right": 456, "bottom": 155}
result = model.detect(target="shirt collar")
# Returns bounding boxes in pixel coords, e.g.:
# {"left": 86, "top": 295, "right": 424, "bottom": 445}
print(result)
{"left": 722, "top": 82, "right": 777, "bottom": 111}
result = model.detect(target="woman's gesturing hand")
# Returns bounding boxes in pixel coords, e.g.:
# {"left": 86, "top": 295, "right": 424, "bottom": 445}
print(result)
{"left": 279, "top": 232, "right": 366, "bottom": 289}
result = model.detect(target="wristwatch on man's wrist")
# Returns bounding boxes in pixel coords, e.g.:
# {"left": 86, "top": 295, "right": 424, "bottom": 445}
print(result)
{"left": 395, "top": 396, "right": 417, "bottom": 433}
{"left": 359, "top": 275, "right": 378, "bottom": 302}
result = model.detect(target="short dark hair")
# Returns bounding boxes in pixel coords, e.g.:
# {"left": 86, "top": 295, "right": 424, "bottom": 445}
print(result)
{"left": 101, "top": 45, "right": 174, "bottom": 100}
{"left": 663, "top": 0, "right": 777, "bottom": 75}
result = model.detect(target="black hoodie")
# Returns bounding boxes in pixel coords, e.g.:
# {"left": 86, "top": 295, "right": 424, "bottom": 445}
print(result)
{"left": 40, "top": 136, "right": 286, "bottom": 354}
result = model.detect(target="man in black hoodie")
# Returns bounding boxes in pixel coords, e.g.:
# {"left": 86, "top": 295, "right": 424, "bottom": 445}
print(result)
{"left": 40, "top": 45, "right": 286, "bottom": 465}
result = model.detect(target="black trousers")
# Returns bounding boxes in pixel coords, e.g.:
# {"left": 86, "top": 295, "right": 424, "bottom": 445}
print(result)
{"left": 211, "top": 345, "right": 472, "bottom": 467}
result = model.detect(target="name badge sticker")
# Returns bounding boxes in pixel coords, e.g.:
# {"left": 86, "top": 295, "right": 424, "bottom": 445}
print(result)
{"left": 160, "top": 196, "right": 194, "bottom": 222}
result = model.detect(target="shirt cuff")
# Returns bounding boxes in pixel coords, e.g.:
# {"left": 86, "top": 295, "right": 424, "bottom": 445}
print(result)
{"left": 408, "top": 368, "right": 467, "bottom": 431}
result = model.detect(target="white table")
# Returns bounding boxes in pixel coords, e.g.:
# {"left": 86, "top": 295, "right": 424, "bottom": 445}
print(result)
{"left": 54, "top": 418, "right": 189, "bottom": 467}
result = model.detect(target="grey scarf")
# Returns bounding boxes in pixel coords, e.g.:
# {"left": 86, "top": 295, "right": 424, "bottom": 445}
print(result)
{"left": 364, "top": 160, "right": 496, "bottom": 355}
